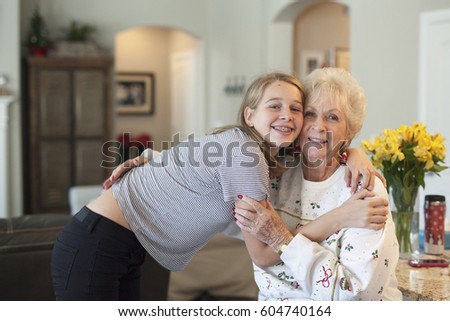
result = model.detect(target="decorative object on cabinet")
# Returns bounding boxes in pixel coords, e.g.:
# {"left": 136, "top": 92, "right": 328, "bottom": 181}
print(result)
{"left": 26, "top": 6, "right": 51, "bottom": 56}
{"left": 115, "top": 73, "right": 155, "bottom": 114}
{"left": 53, "top": 20, "right": 107, "bottom": 58}
{"left": 23, "top": 56, "right": 114, "bottom": 214}
{"left": 60, "top": 20, "right": 97, "bottom": 42}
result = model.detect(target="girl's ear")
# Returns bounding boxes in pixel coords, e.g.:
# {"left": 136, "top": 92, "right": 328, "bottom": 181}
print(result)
{"left": 244, "top": 106, "right": 254, "bottom": 127}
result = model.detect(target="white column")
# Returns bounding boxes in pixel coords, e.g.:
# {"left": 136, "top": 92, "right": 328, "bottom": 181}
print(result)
{"left": 0, "top": 96, "right": 14, "bottom": 219}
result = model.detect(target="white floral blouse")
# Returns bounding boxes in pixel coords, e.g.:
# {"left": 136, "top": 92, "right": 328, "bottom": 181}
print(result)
{"left": 255, "top": 166, "right": 403, "bottom": 301}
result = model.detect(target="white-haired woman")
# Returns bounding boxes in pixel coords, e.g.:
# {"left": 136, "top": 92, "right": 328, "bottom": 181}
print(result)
{"left": 235, "top": 68, "right": 402, "bottom": 301}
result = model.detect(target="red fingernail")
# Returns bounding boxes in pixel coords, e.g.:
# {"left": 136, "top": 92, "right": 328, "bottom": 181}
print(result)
{"left": 237, "top": 195, "right": 243, "bottom": 199}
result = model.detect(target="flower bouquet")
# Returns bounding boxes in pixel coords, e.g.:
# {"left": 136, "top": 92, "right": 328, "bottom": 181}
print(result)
{"left": 362, "top": 122, "right": 447, "bottom": 257}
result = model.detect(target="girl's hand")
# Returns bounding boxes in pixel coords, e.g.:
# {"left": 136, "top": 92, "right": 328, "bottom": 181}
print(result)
{"left": 102, "top": 155, "right": 148, "bottom": 189}
{"left": 336, "top": 189, "right": 389, "bottom": 230}
{"left": 234, "top": 195, "right": 292, "bottom": 251}
{"left": 345, "top": 148, "right": 386, "bottom": 193}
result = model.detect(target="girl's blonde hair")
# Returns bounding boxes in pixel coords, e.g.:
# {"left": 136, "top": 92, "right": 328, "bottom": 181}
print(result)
{"left": 212, "top": 72, "right": 305, "bottom": 177}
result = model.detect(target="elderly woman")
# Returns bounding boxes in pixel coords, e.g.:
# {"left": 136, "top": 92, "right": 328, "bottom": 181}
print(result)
{"left": 235, "top": 68, "right": 402, "bottom": 301}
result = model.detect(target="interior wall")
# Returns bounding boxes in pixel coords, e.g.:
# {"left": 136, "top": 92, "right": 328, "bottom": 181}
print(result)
{"left": 295, "top": 2, "right": 349, "bottom": 50}
{"left": 206, "top": 0, "right": 268, "bottom": 129}
{"left": 0, "top": 0, "right": 22, "bottom": 218}
{"left": 115, "top": 27, "right": 198, "bottom": 150}
{"left": 294, "top": 2, "right": 349, "bottom": 80}
{"left": 115, "top": 27, "right": 171, "bottom": 150}
{"left": 19, "top": 0, "right": 209, "bottom": 51}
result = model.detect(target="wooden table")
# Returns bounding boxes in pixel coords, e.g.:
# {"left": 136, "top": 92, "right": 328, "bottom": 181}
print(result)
{"left": 396, "top": 250, "right": 450, "bottom": 300}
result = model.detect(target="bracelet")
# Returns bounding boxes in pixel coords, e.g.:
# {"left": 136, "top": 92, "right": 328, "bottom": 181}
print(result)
{"left": 277, "top": 235, "right": 294, "bottom": 255}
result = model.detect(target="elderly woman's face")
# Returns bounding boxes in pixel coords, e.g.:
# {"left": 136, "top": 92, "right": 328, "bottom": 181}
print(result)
{"left": 299, "top": 95, "right": 349, "bottom": 165}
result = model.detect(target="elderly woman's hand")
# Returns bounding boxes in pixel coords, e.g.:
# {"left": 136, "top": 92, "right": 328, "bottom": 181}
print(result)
{"left": 234, "top": 195, "right": 292, "bottom": 252}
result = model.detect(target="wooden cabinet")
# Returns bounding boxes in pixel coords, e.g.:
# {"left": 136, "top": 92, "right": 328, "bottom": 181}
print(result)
{"left": 24, "top": 57, "right": 114, "bottom": 214}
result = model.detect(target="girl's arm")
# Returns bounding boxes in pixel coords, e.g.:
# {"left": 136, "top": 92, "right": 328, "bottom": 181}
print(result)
{"left": 345, "top": 148, "right": 386, "bottom": 193}
{"left": 103, "top": 148, "right": 159, "bottom": 189}
{"left": 234, "top": 190, "right": 388, "bottom": 268}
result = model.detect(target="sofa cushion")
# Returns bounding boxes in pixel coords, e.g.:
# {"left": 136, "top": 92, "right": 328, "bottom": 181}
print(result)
{"left": 0, "top": 214, "right": 71, "bottom": 254}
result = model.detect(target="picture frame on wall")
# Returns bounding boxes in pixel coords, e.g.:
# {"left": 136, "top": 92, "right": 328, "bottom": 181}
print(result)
{"left": 299, "top": 50, "right": 325, "bottom": 81}
{"left": 115, "top": 73, "right": 154, "bottom": 114}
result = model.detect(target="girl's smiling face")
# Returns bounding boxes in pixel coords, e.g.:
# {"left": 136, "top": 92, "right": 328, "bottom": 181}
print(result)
{"left": 244, "top": 81, "right": 303, "bottom": 149}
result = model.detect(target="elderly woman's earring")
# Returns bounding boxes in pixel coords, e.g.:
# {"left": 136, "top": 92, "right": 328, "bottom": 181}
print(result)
{"left": 338, "top": 150, "right": 348, "bottom": 165}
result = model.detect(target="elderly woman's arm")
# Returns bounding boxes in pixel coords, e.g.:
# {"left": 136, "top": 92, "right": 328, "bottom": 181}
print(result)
{"left": 234, "top": 189, "right": 388, "bottom": 268}
{"left": 280, "top": 182, "right": 401, "bottom": 300}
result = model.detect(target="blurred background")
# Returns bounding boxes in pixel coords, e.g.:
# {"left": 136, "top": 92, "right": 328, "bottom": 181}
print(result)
{"left": 0, "top": 0, "right": 449, "bottom": 223}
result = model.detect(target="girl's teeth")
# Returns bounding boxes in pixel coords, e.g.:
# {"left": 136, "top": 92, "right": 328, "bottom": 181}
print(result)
{"left": 274, "top": 127, "right": 291, "bottom": 132}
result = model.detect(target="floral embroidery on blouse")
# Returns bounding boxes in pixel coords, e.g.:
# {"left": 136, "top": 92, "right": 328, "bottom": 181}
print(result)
{"left": 344, "top": 243, "right": 354, "bottom": 252}
{"left": 310, "top": 202, "right": 320, "bottom": 209}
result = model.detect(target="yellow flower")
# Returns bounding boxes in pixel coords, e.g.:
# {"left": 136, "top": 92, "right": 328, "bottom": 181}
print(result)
{"left": 430, "top": 133, "right": 446, "bottom": 160}
{"left": 361, "top": 140, "right": 373, "bottom": 152}
{"left": 361, "top": 122, "right": 447, "bottom": 193}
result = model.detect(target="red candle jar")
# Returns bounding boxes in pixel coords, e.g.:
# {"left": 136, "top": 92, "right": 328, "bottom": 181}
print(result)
{"left": 424, "top": 195, "right": 446, "bottom": 255}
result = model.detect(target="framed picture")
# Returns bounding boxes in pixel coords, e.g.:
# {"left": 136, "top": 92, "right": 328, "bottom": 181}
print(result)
{"left": 115, "top": 73, "right": 154, "bottom": 114}
{"left": 327, "top": 47, "right": 350, "bottom": 71}
{"left": 335, "top": 48, "right": 350, "bottom": 71}
{"left": 299, "top": 50, "right": 325, "bottom": 80}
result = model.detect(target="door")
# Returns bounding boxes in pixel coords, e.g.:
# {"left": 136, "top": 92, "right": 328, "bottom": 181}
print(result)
{"left": 418, "top": 9, "right": 450, "bottom": 227}
{"left": 170, "top": 50, "right": 204, "bottom": 142}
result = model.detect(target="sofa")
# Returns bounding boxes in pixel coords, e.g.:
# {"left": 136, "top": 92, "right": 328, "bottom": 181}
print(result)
{"left": 168, "top": 233, "right": 258, "bottom": 300}
{"left": 0, "top": 214, "right": 169, "bottom": 300}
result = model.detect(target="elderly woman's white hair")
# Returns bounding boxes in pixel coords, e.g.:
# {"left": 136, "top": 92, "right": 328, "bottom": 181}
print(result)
{"left": 303, "top": 67, "right": 366, "bottom": 141}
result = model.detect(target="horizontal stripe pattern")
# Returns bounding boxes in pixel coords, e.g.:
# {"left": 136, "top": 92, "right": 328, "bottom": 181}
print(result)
{"left": 112, "top": 128, "right": 269, "bottom": 271}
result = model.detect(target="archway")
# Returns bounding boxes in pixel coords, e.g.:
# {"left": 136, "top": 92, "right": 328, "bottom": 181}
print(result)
{"left": 268, "top": 0, "right": 350, "bottom": 77}
{"left": 114, "top": 26, "right": 204, "bottom": 152}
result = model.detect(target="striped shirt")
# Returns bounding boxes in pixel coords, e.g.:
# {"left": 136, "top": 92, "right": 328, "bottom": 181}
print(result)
{"left": 112, "top": 128, "right": 269, "bottom": 271}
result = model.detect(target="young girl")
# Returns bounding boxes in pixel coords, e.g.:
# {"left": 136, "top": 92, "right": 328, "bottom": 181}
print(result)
{"left": 52, "top": 72, "right": 387, "bottom": 300}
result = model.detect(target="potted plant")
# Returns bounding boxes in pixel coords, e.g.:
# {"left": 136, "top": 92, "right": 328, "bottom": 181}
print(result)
{"left": 54, "top": 20, "right": 105, "bottom": 57}
{"left": 61, "top": 20, "right": 96, "bottom": 42}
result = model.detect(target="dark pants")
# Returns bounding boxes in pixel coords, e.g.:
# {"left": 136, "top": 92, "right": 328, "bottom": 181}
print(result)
{"left": 51, "top": 207, "right": 146, "bottom": 300}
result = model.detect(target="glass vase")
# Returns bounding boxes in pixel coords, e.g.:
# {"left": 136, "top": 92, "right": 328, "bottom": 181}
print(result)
{"left": 390, "top": 185, "right": 420, "bottom": 259}
{"left": 392, "top": 210, "right": 419, "bottom": 259}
